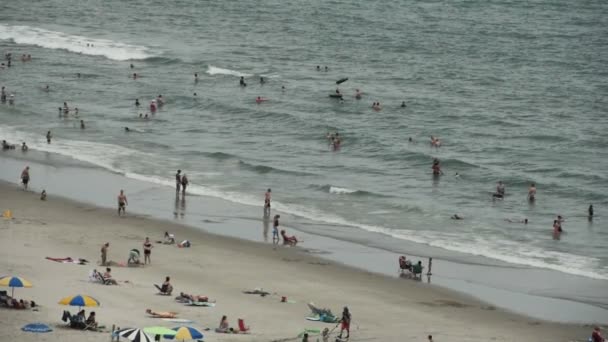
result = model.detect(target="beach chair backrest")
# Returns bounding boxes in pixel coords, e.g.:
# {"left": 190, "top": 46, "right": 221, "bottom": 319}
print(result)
{"left": 238, "top": 318, "right": 248, "bottom": 331}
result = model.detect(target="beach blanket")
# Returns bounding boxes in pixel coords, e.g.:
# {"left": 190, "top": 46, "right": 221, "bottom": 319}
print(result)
{"left": 306, "top": 314, "right": 339, "bottom": 323}
{"left": 46, "top": 257, "right": 88, "bottom": 265}
{"left": 185, "top": 301, "right": 215, "bottom": 307}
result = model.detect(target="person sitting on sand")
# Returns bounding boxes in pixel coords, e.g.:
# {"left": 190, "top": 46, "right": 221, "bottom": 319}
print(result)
{"left": 86, "top": 311, "right": 98, "bottom": 329}
{"left": 215, "top": 315, "right": 232, "bottom": 333}
{"left": 164, "top": 231, "right": 175, "bottom": 244}
{"left": 159, "top": 276, "right": 173, "bottom": 294}
{"left": 103, "top": 267, "right": 118, "bottom": 285}
{"left": 145, "top": 309, "right": 177, "bottom": 318}
{"left": 281, "top": 229, "right": 298, "bottom": 246}
{"left": 177, "top": 240, "right": 190, "bottom": 248}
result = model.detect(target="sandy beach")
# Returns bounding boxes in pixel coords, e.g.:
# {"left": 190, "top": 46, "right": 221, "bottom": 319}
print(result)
{"left": 0, "top": 182, "right": 592, "bottom": 342}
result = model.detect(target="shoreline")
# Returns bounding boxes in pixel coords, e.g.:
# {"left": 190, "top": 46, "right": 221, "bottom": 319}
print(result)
{"left": 0, "top": 175, "right": 595, "bottom": 342}
{"left": 1, "top": 150, "right": 607, "bottom": 325}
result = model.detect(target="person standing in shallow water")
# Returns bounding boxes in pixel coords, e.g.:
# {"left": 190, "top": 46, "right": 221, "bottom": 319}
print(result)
{"left": 180, "top": 174, "right": 188, "bottom": 195}
{"left": 117, "top": 189, "right": 128, "bottom": 216}
{"left": 175, "top": 170, "right": 181, "bottom": 192}
{"left": 588, "top": 204, "right": 594, "bottom": 221}
{"left": 46, "top": 131, "right": 52, "bottom": 144}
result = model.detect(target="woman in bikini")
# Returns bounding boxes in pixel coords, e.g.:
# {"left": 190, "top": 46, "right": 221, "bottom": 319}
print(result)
{"left": 143, "top": 237, "right": 152, "bottom": 264}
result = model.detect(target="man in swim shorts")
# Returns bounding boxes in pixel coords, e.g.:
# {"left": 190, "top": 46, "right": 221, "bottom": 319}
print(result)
{"left": 21, "top": 166, "right": 30, "bottom": 190}
{"left": 117, "top": 189, "right": 128, "bottom": 216}
{"left": 240, "top": 76, "right": 246, "bottom": 87}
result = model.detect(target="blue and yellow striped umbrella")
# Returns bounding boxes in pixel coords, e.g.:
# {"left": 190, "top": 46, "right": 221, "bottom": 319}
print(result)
{"left": 0, "top": 276, "right": 32, "bottom": 296}
{"left": 58, "top": 295, "right": 100, "bottom": 307}
{"left": 164, "top": 326, "right": 203, "bottom": 341}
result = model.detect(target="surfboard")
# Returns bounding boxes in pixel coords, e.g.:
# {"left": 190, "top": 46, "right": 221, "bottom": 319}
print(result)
{"left": 186, "top": 302, "right": 216, "bottom": 307}
{"left": 329, "top": 94, "right": 343, "bottom": 98}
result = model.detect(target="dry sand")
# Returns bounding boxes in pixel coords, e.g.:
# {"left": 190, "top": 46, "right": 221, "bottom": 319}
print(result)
{"left": 0, "top": 183, "right": 590, "bottom": 341}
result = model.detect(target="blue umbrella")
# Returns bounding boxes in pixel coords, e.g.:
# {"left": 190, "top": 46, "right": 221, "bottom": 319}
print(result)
{"left": 22, "top": 323, "right": 52, "bottom": 333}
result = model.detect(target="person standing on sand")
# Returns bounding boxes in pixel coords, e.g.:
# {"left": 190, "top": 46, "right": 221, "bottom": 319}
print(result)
{"left": 181, "top": 174, "right": 189, "bottom": 195}
{"left": 20, "top": 166, "right": 30, "bottom": 190}
{"left": 117, "top": 190, "right": 128, "bottom": 216}
{"left": 175, "top": 170, "right": 181, "bottom": 192}
{"left": 272, "top": 214, "right": 280, "bottom": 244}
{"left": 143, "top": 237, "right": 152, "bottom": 264}
{"left": 46, "top": 130, "right": 52, "bottom": 144}
{"left": 100, "top": 242, "right": 109, "bottom": 266}
{"left": 338, "top": 306, "right": 351, "bottom": 340}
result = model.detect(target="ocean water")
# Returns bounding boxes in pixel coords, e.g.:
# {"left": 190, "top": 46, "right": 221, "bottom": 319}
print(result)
{"left": 1, "top": 0, "right": 607, "bottom": 281}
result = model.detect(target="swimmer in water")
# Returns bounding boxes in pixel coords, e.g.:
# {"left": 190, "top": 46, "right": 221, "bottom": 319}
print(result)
{"left": 80, "top": 120, "right": 85, "bottom": 129}
{"left": 528, "top": 183, "right": 536, "bottom": 201}
{"left": 260, "top": 76, "right": 265, "bottom": 84}
{"left": 455, "top": 172, "right": 460, "bottom": 178}
{"left": 335, "top": 88, "right": 341, "bottom": 95}
{"left": 451, "top": 214, "right": 463, "bottom": 220}
{"left": 157, "top": 95, "right": 164, "bottom": 107}
{"left": 21, "top": 142, "right": 28, "bottom": 151}
{"left": 135, "top": 98, "right": 140, "bottom": 107}
{"left": 194, "top": 73, "right": 198, "bottom": 82}
{"left": 239, "top": 76, "right": 246, "bottom": 87}
{"left": 44, "top": 85, "right": 50, "bottom": 92}
{"left": 125, "top": 127, "right": 130, "bottom": 132}
{"left": 355, "top": 89, "right": 362, "bottom": 99}
{"left": 493, "top": 181, "right": 505, "bottom": 198}
{"left": 401, "top": 101, "right": 407, "bottom": 108}
{"left": 588, "top": 204, "right": 594, "bottom": 221}
{"left": 132, "top": 73, "right": 138, "bottom": 79}
{"left": 74, "top": 107, "right": 79, "bottom": 115}
{"left": 505, "top": 218, "right": 528, "bottom": 224}
{"left": 130, "top": 63, "right": 134, "bottom": 69}
{"left": 324, "top": 66, "right": 328, "bottom": 71}
{"left": 46, "top": 131, "right": 52, "bottom": 144}
{"left": 431, "top": 158, "right": 443, "bottom": 176}
{"left": 281, "top": 86, "right": 285, "bottom": 92}
{"left": 144, "top": 114, "right": 149, "bottom": 119}
{"left": 139, "top": 113, "right": 143, "bottom": 118}
{"left": 316, "top": 65, "right": 320, "bottom": 71}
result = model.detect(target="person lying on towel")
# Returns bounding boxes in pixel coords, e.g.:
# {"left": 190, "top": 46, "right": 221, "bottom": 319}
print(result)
{"left": 176, "top": 292, "right": 208, "bottom": 303}
{"left": 145, "top": 309, "right": 177, "bottom": 318}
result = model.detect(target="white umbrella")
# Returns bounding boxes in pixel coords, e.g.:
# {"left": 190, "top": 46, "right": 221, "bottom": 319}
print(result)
{"left": 117, "top": 328, "right": 154, "bottom": 342}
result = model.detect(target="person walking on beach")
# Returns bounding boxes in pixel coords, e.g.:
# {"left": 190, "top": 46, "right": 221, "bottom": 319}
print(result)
{"left": 175, "top": 170, "right": 182, "bottom": 192}
{"left": 46, "top": 130, "right": 52, "bottom": 144}
{"left": 264, "top": 188, "right": 272, "bottom": 214}
{"left": 20, "top": 166, "right": 30, "bottom": 190}
{"left": 338, "top": 306, "right": 351, "bottom": 340}
{"left": 101, "top": 242, "right": 109, "bottom": 266}
{"left": 181, "top": 174, "right": 189, "bottom": 195}
{"left": 143, "top": 237, "right": 152, "bottom": 265}
{"left": 117, "top": 190, "right": 128, "bottom": 216}
{"left": 273, "top": 214, "right": 280, "bottom": 244}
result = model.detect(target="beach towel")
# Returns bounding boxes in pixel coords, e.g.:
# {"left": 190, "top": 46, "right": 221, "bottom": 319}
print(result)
{"left": 46, "top": 257, "right": 88, "bottom": 265}
{"left": 162, "top": 318, "right": 193, "bottom": 323}
{"left": 185, "top": 301, "right": 215, "bottom": 307}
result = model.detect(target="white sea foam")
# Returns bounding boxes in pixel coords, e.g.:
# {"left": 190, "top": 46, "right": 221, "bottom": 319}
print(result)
{"left": 206, "top": 65, "right": 252, "bottom": 77}
{"left": 329, "top": 186, "right": 357, "bottom": 194}
{"left": 1, "top": 125, "right": 606, "bottom": 280}
{"left": 0, "top": 24, "right": 152, "bottom": 61}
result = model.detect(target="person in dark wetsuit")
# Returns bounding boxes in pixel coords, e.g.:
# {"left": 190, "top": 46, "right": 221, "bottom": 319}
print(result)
{"left": 589, "top": 204, "right": 594, "bottom": 221}
{"left": 46, "top": 131, "right": 52, "bottom": 144}
{"left": 135, "top": 98, "right": 140, "bottom": 107}
{"left": 493, "top": 181, "right": 505, "bottom": 198}
{"left": 239, "top": 76, "right": 246, "bottom": 87}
